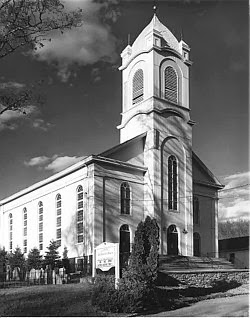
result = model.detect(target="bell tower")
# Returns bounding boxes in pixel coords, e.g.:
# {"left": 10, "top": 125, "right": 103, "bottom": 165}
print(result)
{"left": 118, "top": 13, "right": 192, "bottom": 143}
{"left": 118, "top": 13, "right": 195, "bottom": 256}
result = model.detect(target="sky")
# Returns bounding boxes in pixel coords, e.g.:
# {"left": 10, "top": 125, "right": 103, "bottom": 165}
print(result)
{"left": 0, "top": 0, "right": 249, "bottom": 221}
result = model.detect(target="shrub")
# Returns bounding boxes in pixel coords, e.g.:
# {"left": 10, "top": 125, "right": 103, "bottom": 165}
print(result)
{"left": 91, "top": 275, "right": 119, "bottom": 313}
{"left": 91, "top": 216, "right": 160, "bottom": 314}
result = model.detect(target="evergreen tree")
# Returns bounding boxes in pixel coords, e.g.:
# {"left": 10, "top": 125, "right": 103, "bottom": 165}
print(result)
{"left": 62, "top": 246, "right": 70, "bottom": 273}
{"left": 63, "top": 246, "right": 68, "bottom": 259}
{"left": 0, "top": 247, "right": 7, "bottom": 276}
{"left": 127, "top": 216, "right": 160, "bottom": 286}
{"left": 44, "top": 240, "right": 60, "bottom": 269}
{"left": 0, "top": 247, "right": 7, "bottom": 263}
{"left": 27, "top": 248, "right": 43, "bottom": 270}
{"left": 218, "top": 219, "right": 249, "bottom": 239}
{"left": 8, "top": 247, "right": 26, "bottom": 270}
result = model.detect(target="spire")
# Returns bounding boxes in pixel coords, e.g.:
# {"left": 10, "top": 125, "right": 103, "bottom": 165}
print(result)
{"left": 153, "top": 0, "right": 157, "bottom": 16}
{"left": 128, "top": 33, "right": 131, "bottom": 46}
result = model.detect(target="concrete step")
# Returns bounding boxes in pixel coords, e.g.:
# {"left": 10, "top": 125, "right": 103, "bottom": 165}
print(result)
{"left": 158, "top": 255, "right": 235, "bottom": 271}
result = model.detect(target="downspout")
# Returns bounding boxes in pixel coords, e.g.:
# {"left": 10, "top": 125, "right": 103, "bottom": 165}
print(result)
{"left": 103, "top": 177, "right": 106, "bottom": 242}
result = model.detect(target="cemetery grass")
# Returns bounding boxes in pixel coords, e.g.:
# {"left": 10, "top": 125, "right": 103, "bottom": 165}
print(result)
{"left": 0, "top": 283, "right": 123, "bottom": 317}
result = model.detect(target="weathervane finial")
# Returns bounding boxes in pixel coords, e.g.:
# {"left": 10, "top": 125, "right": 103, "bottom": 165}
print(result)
{"left": 153, "top": 0, "right": 157, "bottom": 16}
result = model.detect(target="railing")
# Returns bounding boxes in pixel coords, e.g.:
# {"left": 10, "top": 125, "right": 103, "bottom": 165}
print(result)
{"left": 0, "top": 267, "right": 69, "bottom": 289}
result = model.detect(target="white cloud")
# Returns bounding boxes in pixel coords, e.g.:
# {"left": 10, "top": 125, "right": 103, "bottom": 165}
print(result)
{"left": 24, "top": 154, "right": 86, "bottom": 173}
{"left": 0, "top": 105, "right": 37, "bottom": 131}
{"left": 0, "top": 105, "right": 52, "bottom": 132}
{"left": 219, "top": 171, "right": 250, "bottom": 221}
{"left": 32, "top": 118, "right": 53, "bottom": 131}
{"left": 0, "top": 81, "right": 26, "bottom": 89}
{"left": 24, "top": 156, "right": 51, "bottom": 168}
{"left": 32, "top": 0, "right": 119, "bottom": 82}
{"left": 45, "top": 155, "right": 86, "bottom": 173}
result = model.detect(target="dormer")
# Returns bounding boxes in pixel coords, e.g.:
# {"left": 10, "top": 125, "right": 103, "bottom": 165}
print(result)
{"left": 179, "top": 39, "right": 191, "bottom": 65}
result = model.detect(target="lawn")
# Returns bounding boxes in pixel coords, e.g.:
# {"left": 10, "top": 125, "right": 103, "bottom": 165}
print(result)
{"left": 0, "top": 283, "right": 111, "bottom": 317}
{"left": 0, "top": 280, "right": 247, "bottom": 316}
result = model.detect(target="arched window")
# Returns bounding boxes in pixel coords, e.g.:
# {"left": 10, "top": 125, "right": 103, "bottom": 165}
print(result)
{"left": 132, "top": 69, "right": 144, "bottom": 105}
{"left": 38, "top": 201, "right": 43, "bottom": 251}
{"left": 193, "top": 232, "right": 201, "bottom": 256}
{"left": 77, "top": 186, "right": 84, "bottom": 243}
{"left": 23, "top": 208, "right": 27, "bottom": 253}
{"left": 164, "top": 66, "right": 178, "bottom": 103}
{"left": 167, "top": 224, "right": 178, "bottom": 255}
{"left": 120, "top": 182, "right": 131, "bottom": 215}
{"left": 120, "top": 224, "right": 130, "bottom": 272}
{"left": 168, "top": 155, "right": 178, "bottom": 210}
{"left": 56, "top": 194, "right": 62, "bottom": 247}
{"left": 9, "top": 213, "right": 13, "bottom": 252}
{"left": 193, "top": 196, "right": 199, "bottom": 225}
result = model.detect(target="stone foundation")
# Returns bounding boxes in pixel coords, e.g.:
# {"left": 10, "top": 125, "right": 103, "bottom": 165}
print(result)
{"left": 158, "top": 269, "right": 249, "bottom": 288}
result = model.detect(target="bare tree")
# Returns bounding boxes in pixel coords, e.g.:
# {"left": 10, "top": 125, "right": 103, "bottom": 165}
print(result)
{"left": 0, "top": 84, "right": 44, "bottom": 116}
{"left": 0, "top": 0, "right": 83, "bottom": 116}
{"left": 0, "top": 0, "right": 83, "bottom": 58}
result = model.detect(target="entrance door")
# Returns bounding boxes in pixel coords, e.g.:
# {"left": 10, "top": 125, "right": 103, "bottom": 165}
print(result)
{"left": 167, "top": 225, "right": 178, "bottom": 255}
{"left": 193, "top": 232, "right": 201, "bottom": 256}
{"left": 119, "top": 225, "right": 130, "bottom": 273}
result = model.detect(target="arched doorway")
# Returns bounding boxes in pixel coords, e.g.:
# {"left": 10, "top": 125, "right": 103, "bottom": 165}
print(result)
{"left": 119, "top": 225, "right": 130, "bottom": 273}
{"left": 193, "top": 232, "right": 201, "bottom": 256}
{"left": 167, "top": 225, "right": 178, "bottom": 255}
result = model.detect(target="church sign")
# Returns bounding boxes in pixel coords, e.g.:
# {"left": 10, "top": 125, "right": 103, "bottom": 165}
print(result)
{"left": 93, "top": 242, "right": 120, "bottom": 287}
{"left": 96, "top": 242, "right": 116, "bottom": 271}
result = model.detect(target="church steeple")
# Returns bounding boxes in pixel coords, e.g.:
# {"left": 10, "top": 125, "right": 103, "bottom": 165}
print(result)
{"left": 118, "top": 13, "right": 192, "bottom": 143}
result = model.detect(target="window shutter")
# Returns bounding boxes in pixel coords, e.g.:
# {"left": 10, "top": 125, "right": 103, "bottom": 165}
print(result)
{"left": 165, "top": 66, "right": 178, "bottom": 103}
{"left": 132, "top": 69, "right": 144, "bottom": 105}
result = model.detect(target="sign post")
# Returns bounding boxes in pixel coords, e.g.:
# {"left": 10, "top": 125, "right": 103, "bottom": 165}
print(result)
{"left": 93, "top": 242, "right": 120, "bottom": 288}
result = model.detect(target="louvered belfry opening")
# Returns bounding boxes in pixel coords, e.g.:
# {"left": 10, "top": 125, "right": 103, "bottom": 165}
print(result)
{"left": 164, "top": 66, "right": 178, "bottom": 103}
{"left": 132, "top": 69, "right": 144, "bottom": 105}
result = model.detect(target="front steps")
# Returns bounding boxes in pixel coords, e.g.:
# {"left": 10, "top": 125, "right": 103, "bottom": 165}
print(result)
{"left": 158, "top": 255, "right": 235, "bottom": 272}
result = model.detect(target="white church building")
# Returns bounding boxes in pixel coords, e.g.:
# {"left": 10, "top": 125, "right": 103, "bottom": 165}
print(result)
{"left": 0, "top": 14, "right": 223, "bottom": 271}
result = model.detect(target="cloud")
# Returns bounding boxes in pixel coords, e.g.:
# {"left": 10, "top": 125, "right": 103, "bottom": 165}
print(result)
{"left": 32, "top": 118, "right": 53, "bottom": 131}
{"left": 0, "top": 105, "right": 52, "bottom": 132}
{"left": 24, "top": 156, "right": 51, "bottom": 168}
{"left": 24, "top": 154, "right": 86, "bottom": 173}
{"left": 91, "top": 67, "right": 102, "bottom": 83}
{"left": 45, "top": 156, "right": 86, "bottom": 173}
{"left": 32, "top": 0, "right": 119, "bottom": 82}
{"left": 0, "top": 105, "right": 37, "bottom": 131}
{"left": 223, "top": 171, "right": 250, "bottom": 189}
{"left": 218, "top": 171, "right": 250, "bottom": 221}
{"left": 0, "top": 81, "right": 26, "bottom": 89}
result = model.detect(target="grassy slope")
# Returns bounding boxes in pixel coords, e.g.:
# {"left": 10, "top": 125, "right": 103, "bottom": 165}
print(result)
{"left": 0, "top": 283, "right": 108, "bottom": 317}
{"left": 0, "top": 281, "right": 248, "bottom": 316}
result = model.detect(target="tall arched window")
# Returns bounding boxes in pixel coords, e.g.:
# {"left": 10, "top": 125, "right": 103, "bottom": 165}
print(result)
{"left": 38, "top": 201, "right": 43, "bottom": 251}
{"left": 132, "top": 69, "right": 144, "bottom": 105}
{"left": 167, "top": 224, "right": 178, "bottom": 255}
{"left": 193, "top": 232, "right": 201, "bottom": 256}
{"left": 193, "top": 196, "right": 199, "bottom": 225}
{"left": 77, "top": 185, "right": 84, "bottom": 243}
{"left": 56, "top": 194, "right": 62, "bottom": 247}
{"left": 23, "top": 208, "right": 27, "bottom": 253}
{"left": 164, "top": 66, "right": 178, "bottom": 103}
{"left": 9, "top": 213, "right": 13, "bottom": 252}
{"left": 119, "top": 224, "right": 130, "bottom": 272}
{"left": 168, "top": 155, "right": 178, "bottom": 210}
{"left": 120, "top": 182, "right": 131, "bottom": 215}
